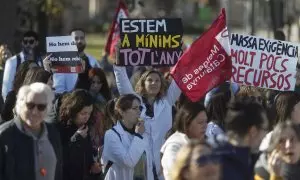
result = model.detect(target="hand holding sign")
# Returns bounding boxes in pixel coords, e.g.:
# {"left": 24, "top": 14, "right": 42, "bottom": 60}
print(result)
{"left": 46, "top": 36, "right": 83, "bottom": 73}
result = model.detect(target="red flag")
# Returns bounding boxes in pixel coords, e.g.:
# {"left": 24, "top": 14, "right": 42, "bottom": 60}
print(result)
{"left": 104, "top": 0, "right": 129, "bottom": 59}
{"left": 170, "top": 8, "right": 232, "bottom": 102}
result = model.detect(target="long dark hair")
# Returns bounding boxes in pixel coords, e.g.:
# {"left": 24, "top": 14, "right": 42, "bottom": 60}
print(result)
{"left": 22, "top": 67, "right": 52, "bottom": 85}
{"left": 13, "top": 60, "right": 37, "bottom": 92}
{"left": 59, "top": 89, "right": 94, "bottom": 126}
{"left": 88, "top": 67, "right": 111, "bottom": 101}
{"left": 206, "top": 92, "right": 230, "bottom": 130}
{"left": 166, "top": 102, "right": 206, "bottom": 138}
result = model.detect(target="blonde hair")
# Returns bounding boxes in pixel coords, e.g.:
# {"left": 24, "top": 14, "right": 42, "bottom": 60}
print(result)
{"left": 171, "top": 140, "right": 211, "bottom": 180}
{"left": 135, "top": 70, "right": 168, "bottom": 99}
{"left": 15, "top": 82, "right": 54, "bottom": 115}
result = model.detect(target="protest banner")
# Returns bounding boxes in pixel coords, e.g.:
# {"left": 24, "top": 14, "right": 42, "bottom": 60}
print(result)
{"left": 46, "top": 36, "right": 82, "bottom": 73}
{"left": 170, "top": 8, "right": 232, "bottom": 102}
{"left": 118, "top": 18, "right": 183, "bottom": 66}
{"left": 105, "top": 0, "right": 129, "bottom": 60}
{"left": 230, "top": 33, "right": 299, "bottom": 91}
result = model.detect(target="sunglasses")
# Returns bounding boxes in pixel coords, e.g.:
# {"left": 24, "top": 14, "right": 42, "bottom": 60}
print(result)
{"left": 196, "top": 154, "right": 220, "bottom": 167}
{"left": 26, "top": 102, "right": 47, "bottom": 111}
{"left": 23, "top": 39, "right": 35, "bottom": 45}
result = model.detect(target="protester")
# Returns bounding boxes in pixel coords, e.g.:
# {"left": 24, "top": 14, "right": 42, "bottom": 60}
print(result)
{"left": 171, "top": 140, "right": 221, "bottom": 180}
{"left": 88, "top": 67, "right": 112, "bottom": 104}
{"left": 0, "top": 82, "right": 62, "bottom": 180}
{"left": 2, "top": 31, "right": 43, "bottom": 101}
{"left": 52, "top": 28, "right": 100, "bottom": 94}
{"left": 259, "top": 92, "right": 300, "bottom": 153}
{"left": 255, "top": 121, "right": 300, "bottom": 180}
{"left": 114, "top": 60, "right": 181, "bottom": 179}
{"left": 0, "top": 44, "right": 12, "bottom": 88}
{"left": 161, "top": 102, "right": 207, "bottom": 180}
{"left": 1, "top": 60, "right": 38, "bottom": 122}
{"left": 205, "top": 91, "right": 230, "bottom": 138}
{"left": 58, "top": 89, "right": 101, "bottom": 180}
{"left": 101, "top": 94, "right": 154, "bottom": 180}
{"left": 208, "top": 97, "right": 269, "bottom": 180}
{"left": 22, "top": 67, "right": 53, "bottom": 88}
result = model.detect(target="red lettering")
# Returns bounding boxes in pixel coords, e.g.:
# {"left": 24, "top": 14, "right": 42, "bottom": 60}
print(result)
{"left": 284, "top": 74, "right": 292, "bottom": 90}
{"left": 232, "top": 65, "right": 237, "bottom": 82}
{"left": 280, "top": 59, "right": 288, "bottom": 72}
{"left": 273, "top": 56, "right": 282, "bottom": 73}
{"left": 245, "top": 68, "right": 254, "bottom": 85}
{"left": 231, "top": 49, "right": 238, "bottom": 64}
{"left": 249, "top": 51, "right": 256, "bottom": 67}
{"left": 261, "top": 70, "right": 271, "bottom": 87}
{"left": 238, "top": 50, "right": 246, "bottom": 64}
{"left": 237, "top": 66, "right": 246, "bottom": 84}
{"left": 259, "top": 53, "right": 268, "bottom": 69}
{"left": 266, "top": 54, "right": 274, "bottom": 71}
{"left": 253, "top": 69, "right": 262, "bottom": 87}
{"left": 277, "top": 74, "right": 285, "bottom": 90}
{"left": 269, "top": 73, "right": 277, "bottom": 88}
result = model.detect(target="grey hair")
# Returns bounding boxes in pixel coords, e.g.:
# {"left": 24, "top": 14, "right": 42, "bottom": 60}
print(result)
{"left": 15, "top": 82, "right": 54, "bottom": 115}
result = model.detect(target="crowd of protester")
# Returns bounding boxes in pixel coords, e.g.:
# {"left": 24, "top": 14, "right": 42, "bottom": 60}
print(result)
{"left": 0, "top": 27, "right": 300, "bottom": 180}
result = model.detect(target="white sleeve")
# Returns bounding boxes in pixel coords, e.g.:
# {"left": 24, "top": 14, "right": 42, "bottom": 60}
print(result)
{"left": 2, "top": 57, "right": 16, "bottom": 101}
{"left": 103, "top": 131, "right": 147, "bottom": 168}
{"left": 165, "top": 80, "right": 181, "bottom": 106}
{"left": 113, "top": 65, "right": 141, "bottom": 99}
{"left": 161, "top": 143, "right": 182, "bottom": 178}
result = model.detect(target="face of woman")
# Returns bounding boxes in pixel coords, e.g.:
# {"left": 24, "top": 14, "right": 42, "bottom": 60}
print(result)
{"left": 20, "top": 92, "right": 48, "bottom": 130}
{"left": 278, "top": 127, "right": 300, "bottom": 164}
{"left": 74, "top": 105, "right": 93, "bottom": 127}
{"left": 121, "top": 99, "right": 141, "bottom": 126}
{"left": 90, "top": 75, "right": 102, "bottom": 94}
{"left": 189, "top": 145, "right": 221, "bottom": 180}
{"left": 291, "top": 102, "right": 300, "bottom": 124}
{"left": 144, "top": 73, "right": 161, "bottom": 97}
{"left": 187, "top": 111, "right": 208, "bottom": 141}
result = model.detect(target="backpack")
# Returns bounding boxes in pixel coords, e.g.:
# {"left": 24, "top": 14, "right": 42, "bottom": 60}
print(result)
{"left": 16, "top": 54, "right": 21, "bottom": 70}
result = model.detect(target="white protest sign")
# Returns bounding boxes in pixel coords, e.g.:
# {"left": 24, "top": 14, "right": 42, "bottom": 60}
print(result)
{"left": 46, "top": 36, "right": 77, "bottom": 52}
{"left": 230, "top": 33, "right": 298, "bottom": 91}
{"left": 46, "top": 36, "right": 82, "bottom": 73}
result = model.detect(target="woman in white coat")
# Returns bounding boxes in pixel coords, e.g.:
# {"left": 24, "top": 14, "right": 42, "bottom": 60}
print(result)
{"left": 161, "top": 102, "right": 208, "bottom": 180}
{"left": 101, "top": 94, "right": 154, "bottom": 180}
{"left": 113, "top": 65, "right": 181, "bottom": 179}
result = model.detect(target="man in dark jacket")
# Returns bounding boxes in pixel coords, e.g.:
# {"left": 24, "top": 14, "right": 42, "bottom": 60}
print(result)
{"left": 0, "top": 82, "right": 62, "bottom": 180}
{"left": 208, "top": 97, "right": 269, "bottom": 180}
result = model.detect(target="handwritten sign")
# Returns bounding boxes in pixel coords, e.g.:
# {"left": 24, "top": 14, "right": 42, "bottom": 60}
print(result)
{"left": 118, "top": 19, "right": 183, "bottom": 66}
{"left": 230, "top": 33, "right": 298, "bottom": 91}
{"left": 46, "top": 36, "right": 82, "bottom": 73}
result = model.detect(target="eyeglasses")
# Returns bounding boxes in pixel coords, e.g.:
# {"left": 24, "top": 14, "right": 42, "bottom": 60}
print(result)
{"left": 26, "top": 102, "right": 47, "bottom": 111}
{"left": 23, "top": 39, "right": 35, "bottom": 45}
{"left": 131, "top": 106, "right": 143, "bottom": 111}
{"left": 196, "top": 154, "right": 220, "bottom": 167}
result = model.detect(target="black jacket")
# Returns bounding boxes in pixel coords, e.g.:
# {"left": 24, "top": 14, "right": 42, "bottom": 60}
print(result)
{"left": 209, "top": 136, "right": 258, "bottom": 180}
{"left": 0, "top": 118, "right": 63, "bottom": 180}
{"left": 59, "top": 123, "right": 95, "bottom": 180}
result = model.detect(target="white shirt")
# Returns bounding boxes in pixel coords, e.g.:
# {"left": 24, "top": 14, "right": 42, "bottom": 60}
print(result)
{"left": 113, "top": 65, "right": 181, "bottom": 179}
{"left": 101, "top": 122, "right": 154, "bottom": 180}
{"left": 161, "top": 132, "right": 189, "bottom": 180}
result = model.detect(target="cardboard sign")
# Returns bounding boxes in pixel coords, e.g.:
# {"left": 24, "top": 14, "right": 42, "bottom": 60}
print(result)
{"left": 46, "top": 36, "right": 82, "bottom": 73}
{"left": 118, "top": 18, "right": 183, "bottom": 66}
{"left": 171, "top": 9, "right": 232, "bottom": 102}
{"left": 230, "top": 33, "right": 298, "bottom": 91}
